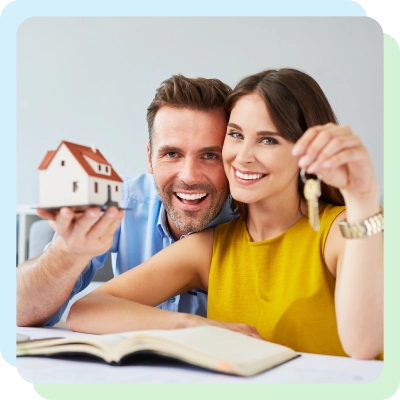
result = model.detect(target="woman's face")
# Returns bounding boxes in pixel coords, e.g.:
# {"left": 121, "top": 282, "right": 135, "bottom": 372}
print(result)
{"left": 222, "top": 93, "right": 300, "bottom": 206}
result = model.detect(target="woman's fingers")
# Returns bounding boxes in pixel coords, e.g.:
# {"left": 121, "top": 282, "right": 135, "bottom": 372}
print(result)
{"left": 306, "top": 136, "right": 362, "bottom": 174}
{"left": 296, "top": 124, "right": 354, "bottom": 171}
{"left": 292, "top": 123, "right": 337, "bottom": 157}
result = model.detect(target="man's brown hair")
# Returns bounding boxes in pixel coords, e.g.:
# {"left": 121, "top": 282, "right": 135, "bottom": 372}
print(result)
{"left": 147, "top": 74, "right": 232, "bottom": 152}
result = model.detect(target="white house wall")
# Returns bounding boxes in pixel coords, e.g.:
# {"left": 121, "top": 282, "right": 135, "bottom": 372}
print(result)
{"left": 39, "top": 144, "right": 89, "bottom": 207}
{"left": 88, "top": 176, "right": 121, "bottom": 207}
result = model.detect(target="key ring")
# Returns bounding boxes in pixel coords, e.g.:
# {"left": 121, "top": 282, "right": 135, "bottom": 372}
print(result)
{"left": 300, "top": 168, "right": 322, "bottom": 185}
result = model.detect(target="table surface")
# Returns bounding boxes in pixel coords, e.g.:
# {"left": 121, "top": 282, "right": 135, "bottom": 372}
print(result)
{"left": 16, "top": 326, "right": 383, "bottom": 384}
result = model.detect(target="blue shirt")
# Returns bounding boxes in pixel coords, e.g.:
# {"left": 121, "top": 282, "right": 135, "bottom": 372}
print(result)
{"left": 44, "top": 173, "right": 235, "bottom": 326}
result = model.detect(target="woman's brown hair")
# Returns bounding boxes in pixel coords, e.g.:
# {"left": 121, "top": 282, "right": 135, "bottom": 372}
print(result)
{"left": 225, "top": 68, "right": 344, "bottom": 220}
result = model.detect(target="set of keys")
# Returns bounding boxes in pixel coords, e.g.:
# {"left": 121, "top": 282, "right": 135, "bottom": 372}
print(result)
{"left": 300, "top": 168, "right": 321, "bottom": 232}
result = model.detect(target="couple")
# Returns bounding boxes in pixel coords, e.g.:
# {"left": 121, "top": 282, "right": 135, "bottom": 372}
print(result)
{"left": 18, "top": 68, "right": 383, "bottom": 360}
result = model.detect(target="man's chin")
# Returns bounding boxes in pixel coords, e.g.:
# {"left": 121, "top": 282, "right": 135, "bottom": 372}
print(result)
{"left": 172, "top": 216, "right": 209, "bottom": 233}
{"left": 169, "top": 209, "right": 215, "bottom": 234}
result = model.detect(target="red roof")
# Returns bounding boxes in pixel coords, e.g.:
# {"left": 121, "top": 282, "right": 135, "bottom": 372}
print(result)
{"left": 38, "top": 141, "right": 123, "bottom": 182}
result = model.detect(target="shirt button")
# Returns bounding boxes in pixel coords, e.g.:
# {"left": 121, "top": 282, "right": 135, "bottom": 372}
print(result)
{"left": 170, "top": 297, "right": 176, "bottom": 303}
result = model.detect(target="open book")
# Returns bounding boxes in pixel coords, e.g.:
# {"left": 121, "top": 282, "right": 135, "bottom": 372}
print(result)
{"left": 17, "top": 326, "right": 299, "bottom": 376}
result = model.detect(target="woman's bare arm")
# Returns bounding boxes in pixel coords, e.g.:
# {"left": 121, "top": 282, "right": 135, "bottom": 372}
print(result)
{"left": 67, "top": 228, "right": 263, "bottom": 339}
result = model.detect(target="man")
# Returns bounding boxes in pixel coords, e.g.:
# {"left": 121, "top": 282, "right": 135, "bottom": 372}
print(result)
{"left": 17, "top": 75, "right": 233, "bottom": 327}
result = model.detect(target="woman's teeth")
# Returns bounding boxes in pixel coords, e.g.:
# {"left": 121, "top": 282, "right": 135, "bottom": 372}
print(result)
{"left": 235, "top": 170, "right": 265, "bottom": 180}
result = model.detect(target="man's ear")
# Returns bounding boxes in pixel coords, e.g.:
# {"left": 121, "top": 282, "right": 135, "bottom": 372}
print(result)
{"left": 147, "top": 142, "right": 153, "bottom": 174}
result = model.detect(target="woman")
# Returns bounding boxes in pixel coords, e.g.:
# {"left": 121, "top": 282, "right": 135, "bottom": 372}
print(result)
{"left": 67, "top": 68, "right": 383, "bottom": 359}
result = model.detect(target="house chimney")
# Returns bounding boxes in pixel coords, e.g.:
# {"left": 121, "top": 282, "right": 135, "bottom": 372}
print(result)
{"left": 91, "top": 144, "right": 97, "bottom": 153}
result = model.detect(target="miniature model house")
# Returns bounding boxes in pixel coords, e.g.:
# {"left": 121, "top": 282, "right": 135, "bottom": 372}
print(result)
{"left": 38, "top": 141, "right": 123, "bottom": 209}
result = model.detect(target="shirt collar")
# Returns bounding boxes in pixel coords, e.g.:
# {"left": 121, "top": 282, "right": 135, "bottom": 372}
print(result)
{"left": 157, "top": 203, "right": 174, "bottom": 240}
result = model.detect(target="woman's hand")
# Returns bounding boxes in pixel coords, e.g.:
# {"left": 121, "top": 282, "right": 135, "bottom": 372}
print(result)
{"left": 187, "top": 314, "right": 264, "bottom": 340}
{"left": 292, "top": 123, "right": 379, "bottom": 200}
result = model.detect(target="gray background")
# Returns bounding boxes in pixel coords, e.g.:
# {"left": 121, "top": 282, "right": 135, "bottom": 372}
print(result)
{"left": 17, "top": 17, "right": 383, "bottom": 204}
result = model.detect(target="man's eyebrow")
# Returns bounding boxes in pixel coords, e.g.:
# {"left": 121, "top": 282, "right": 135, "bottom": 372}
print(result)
{"left": 157, "top": 145, "right": 222, "bottom": 153}
{"left": 201, "top": 146, "right": 222, "bottom": 153}
{"left": 227, "top": 122, "right": 280, "bottom": 136}
{"left": 157, "top": 146, "right": 181, "bottom": 153}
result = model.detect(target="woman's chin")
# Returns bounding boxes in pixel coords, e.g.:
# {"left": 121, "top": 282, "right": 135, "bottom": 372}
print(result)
{"left": 231, "top": 191, "right": 258, "bottom": 205}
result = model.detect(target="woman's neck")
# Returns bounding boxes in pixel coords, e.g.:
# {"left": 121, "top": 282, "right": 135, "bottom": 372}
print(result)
{"left": 246, "top": 193, "right": 306, "bottom": 242}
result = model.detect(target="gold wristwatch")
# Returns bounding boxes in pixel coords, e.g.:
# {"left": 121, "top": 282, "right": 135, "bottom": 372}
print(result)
{"left": 339, "top": 212, "right": 384, "bottom": 238}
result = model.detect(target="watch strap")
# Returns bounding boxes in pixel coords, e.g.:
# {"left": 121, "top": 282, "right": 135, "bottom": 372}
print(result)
{"left": 339, "top": 212, "right": 384, "bottom": 238}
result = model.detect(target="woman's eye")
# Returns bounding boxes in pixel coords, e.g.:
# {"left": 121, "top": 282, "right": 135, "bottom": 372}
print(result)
{"left": 228, "top": 131, "right": 243, "bottom": 140}
{"left": 261, "top": 137, "right": 278, "bottom": 145}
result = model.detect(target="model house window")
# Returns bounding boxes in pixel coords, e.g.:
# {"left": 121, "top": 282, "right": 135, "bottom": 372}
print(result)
{"left": 94, "top": 182, "right": 98, "bottom": 193}
{"left": 115, "top": 186, "right": 118, "bottom": 192}
{"left": 73, "top": 182, "right": 78, "bottom": 192}
{"left": 105, "top": 166, "right": 109, "bottom": 173}
{"left": 61, "top": 161, "right": 65, "bottom": 166}
{"left": 98, "top": 165, "right": 101, "bottom": 171}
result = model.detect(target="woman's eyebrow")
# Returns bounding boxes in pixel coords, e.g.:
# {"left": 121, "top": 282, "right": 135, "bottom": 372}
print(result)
{"left": 257, "top": 131, "right": 280, "bottom": 136}
{"left": 228, "top": 122, "right": 280, "bottom": 136}
{"left": 227, "top": 122, "right": 241, "bottom": 130}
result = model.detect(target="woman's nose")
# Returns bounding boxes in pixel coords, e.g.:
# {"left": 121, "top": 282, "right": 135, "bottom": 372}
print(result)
{"left": 235, "top": 142, "right": 256, "bottom": 164}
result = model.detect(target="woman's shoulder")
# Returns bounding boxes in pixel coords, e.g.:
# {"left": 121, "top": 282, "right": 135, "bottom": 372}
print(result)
{"left": 320, "top": 203, "right": 346, "bottom": 223}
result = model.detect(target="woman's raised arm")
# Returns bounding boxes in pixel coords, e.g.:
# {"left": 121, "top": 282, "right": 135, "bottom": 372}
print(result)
{"left": 293, "top": 123, "right": 383, "bottom": 359}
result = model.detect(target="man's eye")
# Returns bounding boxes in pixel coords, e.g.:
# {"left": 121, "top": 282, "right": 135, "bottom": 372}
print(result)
{"left": 228, "top": 131, "right": 243, "bottom": 140}
{"left": 166, "top": 152, "right": 178, "bottom": 158}
{"left": 203, "top": 153, "right": 217, "bottom": 160}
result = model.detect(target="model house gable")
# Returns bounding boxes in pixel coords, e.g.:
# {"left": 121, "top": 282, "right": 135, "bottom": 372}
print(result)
{"left": 38, "top": 140, "right": 123, "bottom": 209}
{"left": 83, "top": 154, "right": 112, "bottom": 176}
{"left": 39, "top": 141, "right": 123, "bottom": 182}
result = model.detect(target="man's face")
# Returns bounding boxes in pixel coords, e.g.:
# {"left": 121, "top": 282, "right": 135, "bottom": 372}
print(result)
{"left": 147, "top": 106, "right": 229, "bottom": 240}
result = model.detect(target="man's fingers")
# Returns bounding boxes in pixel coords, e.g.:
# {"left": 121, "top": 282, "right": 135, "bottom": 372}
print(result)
{"left": 36, "top": 208, "right": 57, "bottom": 221}
{"left": 54, "top": 207, "right": 76, "bottom": 236}
{"left": 71, "top": 207, "right": 103, "bottom": 237}
{"left": 87, "top": 207, "right": 124, "bottom": 241}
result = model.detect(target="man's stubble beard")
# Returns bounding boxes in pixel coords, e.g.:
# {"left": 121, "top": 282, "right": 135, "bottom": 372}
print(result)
{"left": 155, "top": 181, "right": 229, "bottom": 234}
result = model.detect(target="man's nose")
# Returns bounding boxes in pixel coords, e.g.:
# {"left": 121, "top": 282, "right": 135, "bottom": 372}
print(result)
{"left": 178, "top": 158, "right": 203, "bottom": 185}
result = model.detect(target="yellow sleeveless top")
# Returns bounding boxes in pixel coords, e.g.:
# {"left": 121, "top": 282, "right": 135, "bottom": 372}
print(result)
{"left": 208, "top": 204, "right": 348, "bottom": 357}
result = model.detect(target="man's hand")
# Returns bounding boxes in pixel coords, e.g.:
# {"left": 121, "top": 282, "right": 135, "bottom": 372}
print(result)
{"left": 37, "top": 206, "right": 125, "bottom": 258}
{"left": 17, "top": 206, "right": 125, "bottom": 327}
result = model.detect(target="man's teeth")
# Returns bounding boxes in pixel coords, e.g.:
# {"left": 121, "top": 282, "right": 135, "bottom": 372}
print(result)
{"left": 235, "top": 170, "right": 264, "bottom": 180}
{"left": 176, "top": 193, "right": 207, "bottom": 200}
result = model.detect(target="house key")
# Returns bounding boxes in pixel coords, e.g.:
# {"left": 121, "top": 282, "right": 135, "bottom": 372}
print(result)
{"left": 301, "top": 168, "right": 321, "bottom": 232}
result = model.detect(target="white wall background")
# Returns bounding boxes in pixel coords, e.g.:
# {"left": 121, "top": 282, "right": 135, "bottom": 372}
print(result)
{"left": 17, "top": 17, "right": 383, "bottom": 204}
